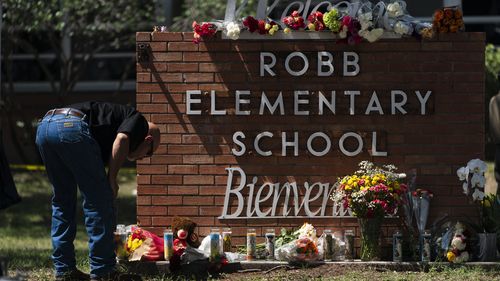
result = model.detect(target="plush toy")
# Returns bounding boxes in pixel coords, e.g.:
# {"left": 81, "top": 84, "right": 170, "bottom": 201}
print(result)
{"left": 170, "top": 217, "right": 202, "bottom": 273}
{"left": 172, "top": 216, "right": 201, "bottom": 249}
{"left": 446, "top": 222, "right": 469, "bottom": 263}
{"left": 173, "top": 229, "right": 188, "bottom": 251}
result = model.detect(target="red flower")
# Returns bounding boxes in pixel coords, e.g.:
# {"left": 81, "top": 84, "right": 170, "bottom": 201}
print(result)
{"left": 192, "top": 21, "right": 217, "bottom": 44}
{"left": 282, "top": 10, "right": 305, "bottom": 30}
{"left": 243, "top": 16, "right": 259, "bottom": 33}
{"left": 307, "top": 11, "right": 325, "bottom": 31}
{"left": 257, "top": 20, "right": 267, "bottom": 34}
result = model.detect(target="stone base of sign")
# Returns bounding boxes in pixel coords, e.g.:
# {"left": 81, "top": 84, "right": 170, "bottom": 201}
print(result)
{"left": 120, "top": 260, "right": 500, "bottom": 276}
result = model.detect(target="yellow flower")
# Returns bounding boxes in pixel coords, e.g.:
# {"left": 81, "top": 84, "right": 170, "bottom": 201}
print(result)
{"left": 284, "top": 27, "right": 291, "bottom": 34}
{"left": 265, "top": 23, "right": 271, "bottom": 30}
{"left": 482, "top": 199, "right": 491, "bottom": 207}
{"left": 446, "top": 251, "right": 456, "bottom": 262}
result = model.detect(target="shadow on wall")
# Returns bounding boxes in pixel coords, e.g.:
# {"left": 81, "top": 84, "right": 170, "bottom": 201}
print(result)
{"left": 180, "top": 38, "right": 456, "bottom": 225}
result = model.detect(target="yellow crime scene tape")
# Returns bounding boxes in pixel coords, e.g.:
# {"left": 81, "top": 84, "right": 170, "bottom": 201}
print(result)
{"left": 9, "top": 164, "right": 46, "bottom": 171}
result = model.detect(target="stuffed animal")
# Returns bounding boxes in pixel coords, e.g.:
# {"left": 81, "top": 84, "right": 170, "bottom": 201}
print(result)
{"left": 172, "top": 216, "right": 201, "bottom": 249}
{"left": 446, "top": 222, "right": 469, "bottom": 263}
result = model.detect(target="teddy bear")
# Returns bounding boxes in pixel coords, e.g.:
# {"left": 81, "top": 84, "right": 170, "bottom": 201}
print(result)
{"left": 172, "top": 216, "right": 201, "bottom": 251}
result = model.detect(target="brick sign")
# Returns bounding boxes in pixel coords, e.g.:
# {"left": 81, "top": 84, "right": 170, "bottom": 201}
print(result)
{"left": 135, "top": 31, "right": 484, "bottom": 245}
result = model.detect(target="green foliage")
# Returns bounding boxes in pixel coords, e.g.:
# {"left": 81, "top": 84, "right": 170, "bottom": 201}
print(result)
{"left": 1, "top": 0, "right": 163, "bottom": 99}
{"left": 275, "top": 228, "right": 297, "bottom": 248}
{"left": 170, "top": 0, "right": 257, "bottom": 31}
{"left": 486, "top": 44, "right": 500, "bottom": 101}
{"left": 323, "top": 9, "right": 341, "bottom": 32}
{"left": 486, "top": 44, "right": 500, "bottom": 77}
{"left": 482, "top": 193, "right": 500, "bottom": 251}
{"left": 2, "top": 0, "right": 161, "bottom": 49}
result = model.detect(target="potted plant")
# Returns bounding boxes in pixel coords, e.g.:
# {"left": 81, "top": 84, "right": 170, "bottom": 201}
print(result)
{"left": 457, "top": 159, "right": 499, "bottom": 261}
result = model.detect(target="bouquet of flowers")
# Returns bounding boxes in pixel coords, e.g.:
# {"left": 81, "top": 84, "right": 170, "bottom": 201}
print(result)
{"left": 243, "top": 16, "right": 279, "bottom": 35}
{"left": 307, "top": 11, "right": 325, "bottom": 31}
{"left": 275, "top": 223, "right": 321, "bottom": 262}
{"left": 432, "top": 7, "right": 464, "bottom": 34}
{"left": 323, "top": 8, "right": 342, "bottom": 33}
{"left": 192, "top": 21, "right": 218, "bottom": 44}
{"left": 412, "top": 188, "right": 434, "bottom": 235}
{"left": 332, "top": 161, "right": 407, "bottom": 218}
{"left": 282, "top": 10, "right": 305, "bottom": 33}
{"left": 126, "top": 226, "right": 164, "bottom": 261}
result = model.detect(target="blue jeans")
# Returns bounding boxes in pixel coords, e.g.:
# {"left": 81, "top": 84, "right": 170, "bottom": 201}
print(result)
{"left": 35, "top": 113, "right": 116, "bottom": 278}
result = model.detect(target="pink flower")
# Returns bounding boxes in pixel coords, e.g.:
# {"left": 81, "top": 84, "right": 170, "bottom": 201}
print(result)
{"left": 282, "top": 10, "right": 306, "bottom": 30}
{"left": 307, "top": 11, "right": 325, "bottom": 31}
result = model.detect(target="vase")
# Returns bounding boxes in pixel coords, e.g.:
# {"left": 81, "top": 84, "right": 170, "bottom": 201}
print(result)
{"left": 358, "top": 217, "right": 383, "bottom": 261}
{"left": 477, "top": 233, "right": 497, "bottom": 261}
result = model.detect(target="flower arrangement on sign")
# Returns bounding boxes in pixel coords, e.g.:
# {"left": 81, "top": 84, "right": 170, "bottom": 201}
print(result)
{"left": 185, "top": 0, "right": 467, "bottom": 44}
{"left": 331, "top": 161, "right": 407, "bottom": 219}
{"left": 432, "top": 7, "right": 464, "bottom": 34}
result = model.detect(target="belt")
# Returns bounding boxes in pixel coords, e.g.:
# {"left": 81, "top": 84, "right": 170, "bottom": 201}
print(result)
{"left": 44, "top": 108, "right": 85, "bottom": 118}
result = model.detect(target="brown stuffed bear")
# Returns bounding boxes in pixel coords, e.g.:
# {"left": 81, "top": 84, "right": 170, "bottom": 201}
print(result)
{"left": 172, "top": 216, "right": 200, "bottom": 248}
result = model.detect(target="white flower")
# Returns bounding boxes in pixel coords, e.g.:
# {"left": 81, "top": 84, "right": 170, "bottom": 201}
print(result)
{"left": 394, "top": 21, "right": 412, "bottom": 35}
{"left": 456, "top": 166, "right": 469, "bottom": 181}
{"left": 294, "top": 223, "right": 317, "bottom": 240}
{"left": 466, "top": 158, "right": 487, "bottom": 174}
{"left": 472, "top": 188, "right": 485, "bottom": 201}
{"left": 358, "top": 13, "right": 373, "bottom": 30}
{"left": 470, "top": 173, "right": 485, "bottom": 189}
{"left": 225, "top": 22, "right": 240, "bottom": 40}
{"left": 462, "top": 182, "right": 469, "bottom": 195}
{"left": 387, "top": 2, "right": 404, "bottom": 18}
{"left": 360, "top": 28, "right": 384, "bottom": 43}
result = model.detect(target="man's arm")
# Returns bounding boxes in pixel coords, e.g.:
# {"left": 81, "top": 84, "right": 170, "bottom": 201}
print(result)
{"left": 108, "top": 132, "right": 130, "bottom": 197}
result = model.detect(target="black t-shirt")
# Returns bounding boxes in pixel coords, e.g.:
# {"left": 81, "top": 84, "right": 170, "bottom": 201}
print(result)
{"left": 70, "top": 101, "right": 148, "bottom": 163}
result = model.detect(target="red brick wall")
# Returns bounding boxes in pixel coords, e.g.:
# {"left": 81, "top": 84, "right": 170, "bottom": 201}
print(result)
{"left": 135, "top": 32, "right": 485, "bottom": 256}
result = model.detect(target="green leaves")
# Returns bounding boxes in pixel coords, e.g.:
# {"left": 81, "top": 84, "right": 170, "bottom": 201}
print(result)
{"left": 486, "top": 44, "right": 500, "bottom": 77}
{"left": 275, "top": 228, "right": 297, "bottom": 248}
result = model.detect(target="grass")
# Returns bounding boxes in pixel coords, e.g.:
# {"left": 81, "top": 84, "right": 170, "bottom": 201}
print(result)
{"left": 0, "top": 169, "right": 138, "bottom": 280}
{"left": 1, "top": 170, "right": 499, "bottom": 281}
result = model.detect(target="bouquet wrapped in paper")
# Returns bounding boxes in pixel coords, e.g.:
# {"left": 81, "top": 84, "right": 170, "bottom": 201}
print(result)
{"left": 275, "top": 223, "right": 321, "bottom": 262}
{"left": 126, "top": 226, "right": 164, "bottom": 261}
